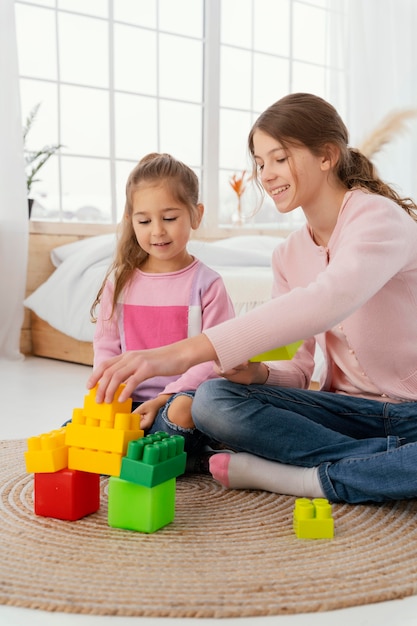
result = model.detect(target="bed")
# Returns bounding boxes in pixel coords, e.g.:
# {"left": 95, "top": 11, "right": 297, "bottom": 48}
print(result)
{"left": 22, "top": 224, "right": 323, "bottom": 383}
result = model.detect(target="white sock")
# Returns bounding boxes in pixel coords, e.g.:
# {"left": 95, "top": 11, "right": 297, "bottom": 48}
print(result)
{"left": 209, "top": 452, "right": 325, "bottom": 498}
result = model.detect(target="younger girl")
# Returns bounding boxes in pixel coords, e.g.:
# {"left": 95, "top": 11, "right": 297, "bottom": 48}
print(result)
{"left": 91, "top": 152, "right": 235, "bottom": 457}
{"left": 88, "top": 95, "right": 417, "bottom": 504}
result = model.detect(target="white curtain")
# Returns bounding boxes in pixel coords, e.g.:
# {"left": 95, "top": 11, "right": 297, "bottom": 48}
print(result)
{"left": 0, "top": 0, "right": 28, "bottom": 360}
{"left": 345, "top": 0, "right": 417, "bottom": 200}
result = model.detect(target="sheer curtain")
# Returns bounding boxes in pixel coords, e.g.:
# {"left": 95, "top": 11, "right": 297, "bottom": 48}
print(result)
{"left": 0, "top": 0, "right": 28, "bottom": 359}
{"left": 345, "top": 0, "right": 417, "bottom": 200}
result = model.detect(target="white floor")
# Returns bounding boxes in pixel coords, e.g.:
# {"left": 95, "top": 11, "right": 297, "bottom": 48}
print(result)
{"left": 2, "top": 356, "right": 417, "bottom": 626}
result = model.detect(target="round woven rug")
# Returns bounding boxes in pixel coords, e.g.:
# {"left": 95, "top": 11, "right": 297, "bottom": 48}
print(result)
{"left": 2, "top": 439, "right": 417, "bottom": 618}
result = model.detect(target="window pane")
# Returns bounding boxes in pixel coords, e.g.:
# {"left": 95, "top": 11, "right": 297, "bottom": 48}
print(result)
{"left": 21, "top": 79, "right": 60, "bottom": 149}
{"left": 114, "top": 25, "right": 157, "bottom": 95}
{"left": 60, "top": 86, "right": 110, "bottom": 156}
{"left": 115, "top": 94, "right": 158, "bottom": 160}
{"left": 159, "top": 34, "right": 203, "bottom": 102}
{"left": 28, "top": 156, "right": 60, "bottom": 217}
{"left": 253, "top": 53, "right": 289, "bottom": 112}
{"left": 293, "top": 3, "right": 326, "bottom": 65}
{"left": 219, "top": 109, "right": 252, "bottom": 169}
{"left": 58, "top": 0, "right": 108, "bottom": 18}
{"left": 221, "top": 0, "right": 252, "bottom": 48}
{"left": 159, "top": 0, "right": 203, "bottom": 37}
{"left": 59, "top": 13, "right": 108, "bottom": 88}
{"left": 116, "top": 161, "right": 136, "bottom": 220}
{"left": 114, "top": 0, "right": 156, "bottom": 27}
{"left": 292, "top": 61, "right": 326, "bottom": 97}
{"left": 61, "top": 158, "right": 111, "bottom": 221}
{"left": 61, "top": 157, "right": 112, "bottom": 221}
{"left": 22, "top": 0, "right": 54, "bottom": 7}
{"left": 220, "top": 47, "right": 252, "bottom": 109}
{"left": 159, "top": 101, "right": 202, "bottom": 165}
{"left": 15, "top": 5, "right": 56, "bottom": 80}
{"left": 254, "top": 0, "right": 290, "bottom": 57}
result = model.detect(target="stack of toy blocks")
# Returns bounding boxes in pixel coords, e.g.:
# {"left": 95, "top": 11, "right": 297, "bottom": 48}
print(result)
{"left": 108, "top": 432, "right": 187, "bottom": 533}
{"left": 24, "top": 384, "right": 187, "bottom": 532}
{"left": 24, "top": 384, "right": 143, "bottom": 522}
{"left": 293, "top": 497, "right": 334, "bottom": 539}
{"left": 65, "top": 384, "right": 143, "bottom": 477}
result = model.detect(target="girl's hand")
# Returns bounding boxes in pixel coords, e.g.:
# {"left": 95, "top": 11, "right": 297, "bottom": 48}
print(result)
{"left": 87, "top": 334, "right": 216, "bottom": 404}
{"left": 133, "top": 395, "right": 171, "bottom": 430}
{"left": 214, "top": 361, "right": 269, "bottom": 385}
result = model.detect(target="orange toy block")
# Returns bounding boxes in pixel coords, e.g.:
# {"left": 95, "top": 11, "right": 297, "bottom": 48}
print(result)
{"left": 82, "top": 384, "right": 133, "bottom": 423}
{"left": 25, "top": 428, "right": 68, "bottom": 473}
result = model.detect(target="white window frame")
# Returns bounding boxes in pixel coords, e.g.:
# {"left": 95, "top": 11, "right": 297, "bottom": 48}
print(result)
{"left": 16, "top": 0, "right": 347, "bottom": 237}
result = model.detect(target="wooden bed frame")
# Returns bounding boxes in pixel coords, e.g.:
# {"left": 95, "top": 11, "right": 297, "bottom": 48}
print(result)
{"left": 21, "top": 221, "right": 116, "bottom": 366}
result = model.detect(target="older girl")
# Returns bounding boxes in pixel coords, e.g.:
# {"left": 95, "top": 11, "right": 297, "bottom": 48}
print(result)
{"left": 88, "top": 95, "right": 417, "bottom": 504}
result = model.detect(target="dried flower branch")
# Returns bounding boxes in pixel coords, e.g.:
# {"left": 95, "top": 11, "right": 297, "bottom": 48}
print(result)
{"left": 359, "top": 108, "right": 417, "bottom": 159}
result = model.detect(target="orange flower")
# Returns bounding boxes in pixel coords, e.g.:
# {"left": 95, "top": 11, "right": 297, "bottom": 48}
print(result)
{"left": 229, "top": 170, "right": 247, "bottom": 198}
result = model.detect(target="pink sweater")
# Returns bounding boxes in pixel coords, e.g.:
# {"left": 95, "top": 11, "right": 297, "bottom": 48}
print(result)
{"left": 94, "top": 259, "right": 235, "bottom": 402}
{"left": 205, "top": 189, "right": 417, "bottom": 402}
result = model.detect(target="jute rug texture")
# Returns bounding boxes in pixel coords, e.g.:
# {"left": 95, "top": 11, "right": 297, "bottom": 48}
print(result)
{"left": 2, "top": 439, "right": 417, "bottom": 618}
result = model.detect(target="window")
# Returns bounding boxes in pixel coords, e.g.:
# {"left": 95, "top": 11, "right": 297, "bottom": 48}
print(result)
{"left": 15, "top": 0, "right": 346, "bottom": 233}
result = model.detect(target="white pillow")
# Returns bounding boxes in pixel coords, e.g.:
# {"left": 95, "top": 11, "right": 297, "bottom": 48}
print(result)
{"left": 50, "top": 233, "right": 116, "bottom": 267}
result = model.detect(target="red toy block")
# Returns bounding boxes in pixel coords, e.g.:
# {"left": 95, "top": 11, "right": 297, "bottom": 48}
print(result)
{"left": 34, "top": 469, "right": 100, "bottom": 521}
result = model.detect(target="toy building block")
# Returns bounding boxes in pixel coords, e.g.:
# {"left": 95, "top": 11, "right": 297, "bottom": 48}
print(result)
{"left": 250, "top": 340, "right": 303, "bottom": 362}
{"left": 108, "top": 475, "right": 176, "bottom": 533}
{"left": 25, "top": 428, "right": 68, "bottom": 474}
{"left": 120, "top": 432, "right": 186, "bottom": 488}
{"left": 34, "top": 469, "right": 100, "bottom": 521}
{"left": 293, "top": 497, "right": 334, "bottom": 539}
{"left": 66, "top": 383, "right": 143, "bottom": 476}
{"left": 68, "top": 446, "right": 126, "bottom": 477}
{"left": 65, "top": 410, "right": 143, "bottom": 454}
{"left": 82, "top": 384, "right": 133, "bottom": 424}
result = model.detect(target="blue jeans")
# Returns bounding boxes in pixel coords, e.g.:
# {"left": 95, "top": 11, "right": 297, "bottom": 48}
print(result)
{"left": 192, "top": 380, "right": 417, "bottom": 504}
{"left": 133, "top": 391, "right": 209, "bottom": 456}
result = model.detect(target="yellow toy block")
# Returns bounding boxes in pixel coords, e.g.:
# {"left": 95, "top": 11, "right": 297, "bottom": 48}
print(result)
{"left": 250, "top": 340, "right": 303, "bottom": 362}
{"left": 68, "top": 446, "right": 123, "bottom": 477}
{"left": 65, "top": 413, "right": 143, "bottom": 455}
{"left": 82, "top": 384, "right": 132, "bottom": 423}
{"left": 25, "top": 428, "right": 68, "bottom": 473}
{"left": 293, "top": 497, "right": 334, "bottom": 539}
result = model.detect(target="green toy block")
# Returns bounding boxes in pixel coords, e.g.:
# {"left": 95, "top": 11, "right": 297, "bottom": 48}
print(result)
{"left": 250, "top": 340, "right": 303, "bottom": 362}
{"left": 293, "top": 497, "right": 334, "bottom": 539}
{"left": 108, "top": 476, "right": 176, "bottom": 533}
{"left": 120, "top": 432, "right": 186, "bottom": 487}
